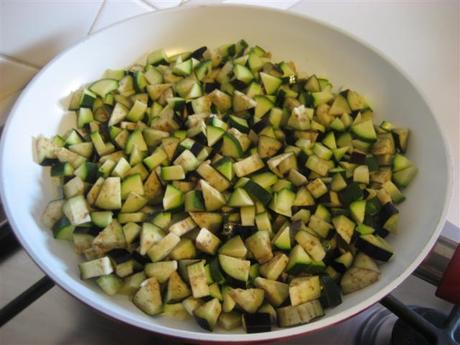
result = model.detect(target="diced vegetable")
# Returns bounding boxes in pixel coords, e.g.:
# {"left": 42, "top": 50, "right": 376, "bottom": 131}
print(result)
{"left": 37, "top": 41, "right": 417, "bottom": 334}
{"left": 242, "top": 313, "right": 271, "bottom": 333}
{"left": 133, "top": 277, "right": 163, "bottom": 315}
{"left": 277, "top": 300, "right": 324, "bottom": 327}
{"left": 229, "top": 288, "right": 265, "bottom": 313}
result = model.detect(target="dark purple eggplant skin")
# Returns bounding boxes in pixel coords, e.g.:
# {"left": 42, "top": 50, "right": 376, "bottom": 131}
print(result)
{"left": 330, "top": 260, "right": 348, "bottom": 273}
{"left": 204, "top": 82, "right": 220, "bottom": 94}
{"left": 190, "top": 142, "right": 205, "bottom": 156}
{"left": 231, "top": 79, "right": 248, "bottom": 91}
{"left": 107, "top": 249, "right": 132, "bottom": 264}
{"left": 191, "top": 46, "right": 208, "bottom": 60}
{"left": 349, "top": 151, "right": 367, "bottom": 164}
{"left": 220, "top": 223, "right": 257, "bottom": 240}
{"left": 380, "top": 202, "right": 399, "bottom": 221}
{"left": 355, "top": 236, "right": 393, "bottom": 262}
{"left": 74, "top": 226, "right": 101, "bottom": 237}
{"left": 243, "top": 313, "right": 272, "bottom": 333}
{"left": 252, "top": 117, "right": 269, "bottom": 134}
{"left": 319, "top": 275, "right": 342, "bottom": 308}
{"left": 194, "top": 316, "right": 213, "bottom": 331}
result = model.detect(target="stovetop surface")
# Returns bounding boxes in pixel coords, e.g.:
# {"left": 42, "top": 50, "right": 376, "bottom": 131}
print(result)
{"left": 0, "top": 246, "right": 453, "bottom": 345}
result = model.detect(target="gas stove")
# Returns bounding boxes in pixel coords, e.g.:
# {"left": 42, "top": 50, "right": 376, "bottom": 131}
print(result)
{"left": 1, "top": 215, "right": 458, "bottom": 344}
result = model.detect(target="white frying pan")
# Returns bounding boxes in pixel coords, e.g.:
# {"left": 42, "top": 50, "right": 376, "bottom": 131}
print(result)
{"left": 0, "top": 4, "right": 452, "bottom": 343}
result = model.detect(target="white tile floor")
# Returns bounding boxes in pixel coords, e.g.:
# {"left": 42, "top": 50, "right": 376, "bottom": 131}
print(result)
{"left": 0, "top": 0, "right": 104, "bottom": 66}
{"left": 0, "top": 0, "right": 459, "bottom": 226}
{"left": 222, "top": 0, "right": 300, "bottom": 10}
{"left": 0, "top": 91, "right": 22, "bottom": 126}
{"left": 143, "top": 0, "right": 184, "bottom": 9}
{"left": 0, "top": 57, "right": 37, "bottom": 99}
{"left": 90, "top": 0, "right": 154, "bottom": 33}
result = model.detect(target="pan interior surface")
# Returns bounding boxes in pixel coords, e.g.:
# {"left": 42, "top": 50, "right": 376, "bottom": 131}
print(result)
{"left": 0, "top": 5, "right": 450, "bottom": 342}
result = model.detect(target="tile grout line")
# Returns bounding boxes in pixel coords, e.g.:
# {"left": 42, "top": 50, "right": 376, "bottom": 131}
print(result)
{"left": 87, "top": 0, "right": 107, "bottom": 35}
{"left": 0, "top": 89, "right": 22, "bottom": 104}
{"left": 221, "top": 0, "right": 303, "bottom": 9}
{"left": 177, "top": 0, "right": 189, "bottom": 7}
{"left": 138, "top": 0, "right": 160, "bottom": 11}
{"left": 286, "top": 0, "right": 304, "bottom": 11}
{"left": 0, "top": 54, "right": 41, "bottom": 71}
{"left": 132, "top": 0, "right": 158, "bottom": 11}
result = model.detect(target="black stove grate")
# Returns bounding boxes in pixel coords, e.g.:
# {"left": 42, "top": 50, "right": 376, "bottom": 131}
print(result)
{"left": 0, "top": 219, "right": 458, "bottom": 344}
